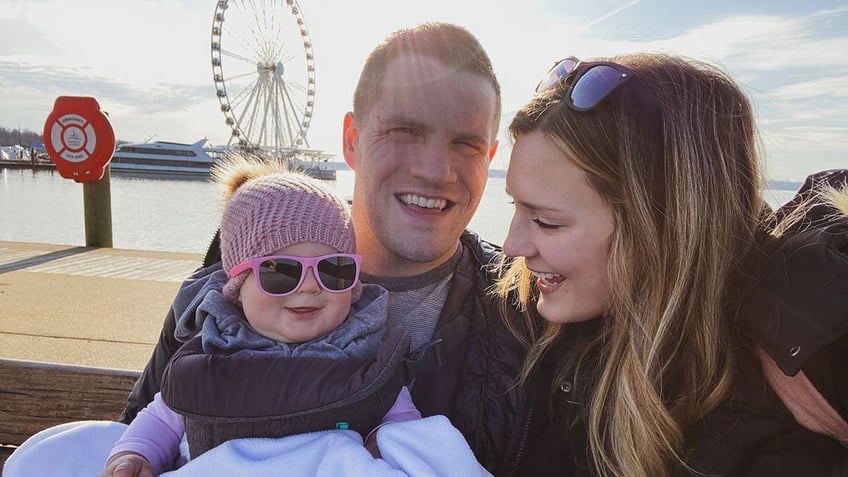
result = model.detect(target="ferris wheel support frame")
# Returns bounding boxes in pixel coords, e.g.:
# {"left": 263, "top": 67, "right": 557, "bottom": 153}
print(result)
{"left": 210, "top": 0, "right": 317, "bottom": 154}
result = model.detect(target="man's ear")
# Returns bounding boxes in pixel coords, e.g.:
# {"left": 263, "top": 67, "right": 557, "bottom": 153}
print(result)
{"left": 342, "top": 112, "right": 358, "bottom": 169}
{"left": 488, "top": 139, "right": 499, "bottom": 161}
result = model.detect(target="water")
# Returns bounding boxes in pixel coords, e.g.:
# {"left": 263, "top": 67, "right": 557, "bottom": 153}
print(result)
{"left": 1, "top": 168, "right": 799, "bottom": 254}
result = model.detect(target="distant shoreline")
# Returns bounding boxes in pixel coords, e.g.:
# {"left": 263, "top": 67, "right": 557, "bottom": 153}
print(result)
{"left": 0, "top": 159, "right": 804, "bottom": 191}
{"left": 0, "top": 159, "right": 55, "bottom": 172}
{"left": 485, "top": 168, "right": 803, "bottom": 191}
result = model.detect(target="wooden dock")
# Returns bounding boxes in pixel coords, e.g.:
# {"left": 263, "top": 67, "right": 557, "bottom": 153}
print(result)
{"left": 0, "top": 240, "right": 203, "bottom": 469}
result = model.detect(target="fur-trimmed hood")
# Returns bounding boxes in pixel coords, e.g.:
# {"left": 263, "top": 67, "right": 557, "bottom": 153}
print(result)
{"left": 748, "top": 169, "right": 848, "bottom": 376}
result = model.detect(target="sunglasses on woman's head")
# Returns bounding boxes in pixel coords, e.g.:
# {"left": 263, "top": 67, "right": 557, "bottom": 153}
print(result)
{"left": 535, "top": 56, "right": 651, "bottom": 112}
{"left": 229, "top": 253, "right": 362, "bottom": 297}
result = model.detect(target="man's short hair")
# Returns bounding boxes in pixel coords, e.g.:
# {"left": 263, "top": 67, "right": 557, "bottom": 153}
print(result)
{"left": 352, "top": 22, "right": 501, "bottom": 129}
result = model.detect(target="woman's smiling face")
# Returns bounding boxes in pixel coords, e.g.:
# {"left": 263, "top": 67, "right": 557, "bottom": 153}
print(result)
{"left": 502, "top": 131, "right": 615, "bottom": 324}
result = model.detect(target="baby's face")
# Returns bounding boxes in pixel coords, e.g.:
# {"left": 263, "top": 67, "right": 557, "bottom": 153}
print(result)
{"left": 239, "top": 242, "right": 352, "bottom": 343}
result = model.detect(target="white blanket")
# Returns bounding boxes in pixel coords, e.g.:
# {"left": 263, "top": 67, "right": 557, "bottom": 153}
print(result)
{"left": 3, "top": 415, "right": 491, "bottom": 477}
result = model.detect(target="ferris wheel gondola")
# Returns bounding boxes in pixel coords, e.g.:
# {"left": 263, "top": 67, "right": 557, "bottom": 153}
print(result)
{"left": 210, "top": 0, "right": 316, "bottom": 155}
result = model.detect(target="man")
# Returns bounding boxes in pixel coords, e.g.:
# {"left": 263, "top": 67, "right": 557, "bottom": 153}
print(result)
{"left": 120, "top": 22, "right": 544, "bottom": 475}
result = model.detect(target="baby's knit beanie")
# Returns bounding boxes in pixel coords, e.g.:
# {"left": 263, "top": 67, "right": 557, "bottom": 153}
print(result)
{"left": 219, "top": 168, "right": 358, "bottom": 302}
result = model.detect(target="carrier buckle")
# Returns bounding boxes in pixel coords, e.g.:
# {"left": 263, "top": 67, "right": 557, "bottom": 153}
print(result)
{"left": 402, "top": 338, "right": 445, "bottom": 382}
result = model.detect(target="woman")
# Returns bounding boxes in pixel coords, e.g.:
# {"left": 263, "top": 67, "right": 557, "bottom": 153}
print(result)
{"left": 494, "top": 53, "right": 847, "bottom": 476}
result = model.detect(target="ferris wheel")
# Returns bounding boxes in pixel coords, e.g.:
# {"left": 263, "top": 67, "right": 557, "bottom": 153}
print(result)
{"left": 210, "top": 0, "right": 316, "bottom": 154}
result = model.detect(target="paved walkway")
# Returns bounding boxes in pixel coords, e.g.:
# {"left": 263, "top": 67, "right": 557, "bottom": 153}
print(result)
{"left": 0, "top": 241, "right": 202, "bottom": 370}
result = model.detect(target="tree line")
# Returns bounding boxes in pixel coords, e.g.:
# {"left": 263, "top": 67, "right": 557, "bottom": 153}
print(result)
{"left": 0, "top": 127, "right": 43, "bottom": 147}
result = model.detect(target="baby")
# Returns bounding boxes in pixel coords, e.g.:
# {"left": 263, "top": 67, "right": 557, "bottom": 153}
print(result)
{"left": 101, "top": 157, "right": 418, "bottom": 476}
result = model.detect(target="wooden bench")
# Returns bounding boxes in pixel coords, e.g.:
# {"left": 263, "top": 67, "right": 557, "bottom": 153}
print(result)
{"left": 0, "top": 358, "right": 140, "bottom": 470}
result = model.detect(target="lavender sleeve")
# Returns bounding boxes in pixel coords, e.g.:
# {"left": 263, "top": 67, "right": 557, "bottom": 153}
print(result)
{"left": 365, "top": 386, "right": 422, "bottom": 446}
{"left": 380, "top": 386, "right": 422, "bottom": 425}
{"left": 108, "top": 392, "right": 185, "bottom": 475}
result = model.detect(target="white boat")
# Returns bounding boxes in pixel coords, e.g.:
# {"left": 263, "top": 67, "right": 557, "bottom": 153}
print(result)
{"left": 110, "top": 139, "right": 338, "bottom": 180}
{"left": 283, "top": 147, "right": 337, "bottom": 181}
{"left": 109, "top": 139, "right": 231, "bottom": 176}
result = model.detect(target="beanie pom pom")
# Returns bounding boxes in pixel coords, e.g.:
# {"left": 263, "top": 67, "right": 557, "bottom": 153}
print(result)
{"left": 212, "top": 154, "right": 289, "bottom": 205}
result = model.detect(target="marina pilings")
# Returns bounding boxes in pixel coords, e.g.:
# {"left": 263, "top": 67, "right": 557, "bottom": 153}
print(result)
{"left": 82, "top": 166, "right": 113, "bottom": 247}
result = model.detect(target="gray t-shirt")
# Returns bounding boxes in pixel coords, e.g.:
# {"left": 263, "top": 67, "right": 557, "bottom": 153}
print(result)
{"left": 361, "top": 246, "right": 461, "bottom": 351}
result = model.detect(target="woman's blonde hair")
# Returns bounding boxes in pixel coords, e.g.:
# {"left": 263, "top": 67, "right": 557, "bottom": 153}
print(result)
{"left": 494, "top": 53, "right": 769, "bottom": 476}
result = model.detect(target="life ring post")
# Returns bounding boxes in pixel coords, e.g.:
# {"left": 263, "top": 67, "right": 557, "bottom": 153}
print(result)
{"left": 43, "top": 96, "right": 116, "bottom": 248}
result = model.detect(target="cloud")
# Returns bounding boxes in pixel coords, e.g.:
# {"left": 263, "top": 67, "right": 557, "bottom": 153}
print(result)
{"left": 0, "top": 9, "right": 58, "bottom": 56}
{"left": 0, "top": 57, "right": 216, "bottom": 144}
{"left": 630, "top": 8, "right": 848, "bottom": 181}
{"left": 762, "top": 125, "right": 848, "bottom": 181}
{"left": 1, "top": 1, "right": 844, "bottom": 181}
{"left": 0, "top": 60, "right": 208, "bottom": 110}
{"left": 3, "top": 0, "right": 210, "bottom": 86}
{"left": 768, "top": 77, "right": 848, "bottom": 102}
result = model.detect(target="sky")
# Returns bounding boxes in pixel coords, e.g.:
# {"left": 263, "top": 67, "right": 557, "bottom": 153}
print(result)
{"left": 0, "top": 0, "right": 846, "bottom": 182}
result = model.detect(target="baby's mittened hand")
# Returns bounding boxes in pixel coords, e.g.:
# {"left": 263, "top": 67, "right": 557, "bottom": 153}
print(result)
{"left": 100, "top": 452, "right": 154, "bottom": 477}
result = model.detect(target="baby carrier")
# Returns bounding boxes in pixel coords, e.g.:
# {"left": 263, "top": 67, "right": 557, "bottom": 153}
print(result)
{"left": 160, "top": 324, "right": 445, "bottom": 458}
